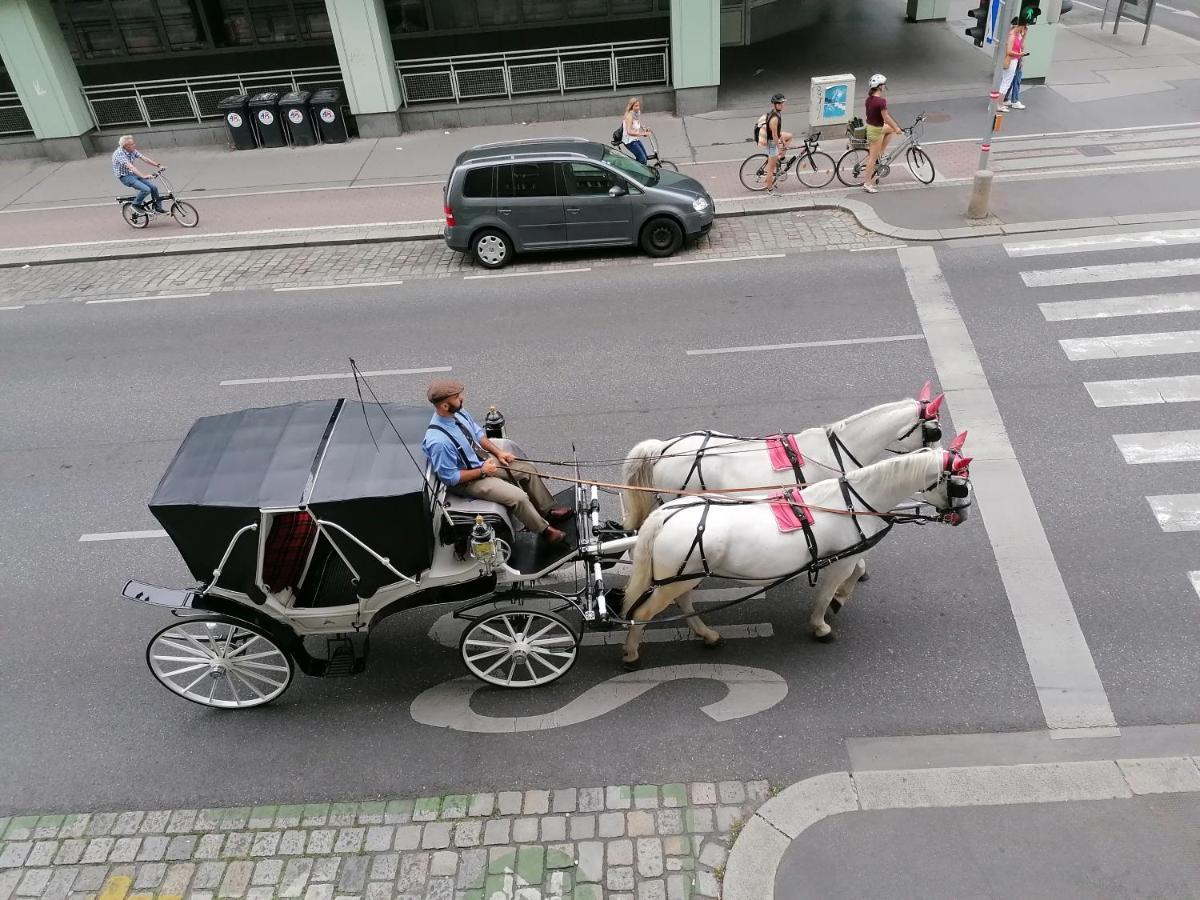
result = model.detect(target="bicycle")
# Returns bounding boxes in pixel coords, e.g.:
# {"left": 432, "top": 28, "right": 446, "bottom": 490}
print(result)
{"left": 116, "top": 168, "right": 200, "bottom": 229}
{"left": 739, "top": 132, "right": 836, "bottom": 191}
{"left": 835, "top": 113, "right": 935, "bottom": 187}
{"left": 610, "top": 131, "right": 679, "bottom": 172}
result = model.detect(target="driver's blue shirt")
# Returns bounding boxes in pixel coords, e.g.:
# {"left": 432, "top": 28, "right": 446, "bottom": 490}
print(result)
{"left": 422, "top": 411, "right": 486, "bottom": 486}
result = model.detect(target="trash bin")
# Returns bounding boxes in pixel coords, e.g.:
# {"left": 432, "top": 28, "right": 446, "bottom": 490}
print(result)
{"left": 280, "top": 90, "right": 317, "bottom": 147}
{"left": 249, "top": 92, "right": 286, "bottom": 148}
{"left": 310, "top": 88, "right": 348, "bottom": 144}
{"left": 218, "top": 94, "right": 257, "bottom": 150}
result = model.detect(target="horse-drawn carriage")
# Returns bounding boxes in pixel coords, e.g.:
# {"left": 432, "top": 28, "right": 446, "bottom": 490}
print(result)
{"left": 123, "top": 387, "right": 972, "bottom": 708}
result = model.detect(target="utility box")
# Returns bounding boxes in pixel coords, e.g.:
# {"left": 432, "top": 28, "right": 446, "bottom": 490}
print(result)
{"left": 906, "top": 0, "right": 950, "bottom": 21}
{"left": 808, "top": 74, "right": 855, "bottom": 129}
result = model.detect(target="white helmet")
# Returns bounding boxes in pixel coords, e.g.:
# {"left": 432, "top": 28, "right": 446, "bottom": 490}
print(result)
{"left": 868, "top": 73, "right": 887, "bottom": 89}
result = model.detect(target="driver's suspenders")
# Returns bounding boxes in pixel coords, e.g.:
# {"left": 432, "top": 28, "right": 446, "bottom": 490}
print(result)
{"left": 428, "top": 414, "right": 487, "bottom": 470}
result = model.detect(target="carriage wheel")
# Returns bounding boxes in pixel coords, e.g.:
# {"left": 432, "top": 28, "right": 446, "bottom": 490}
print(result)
{"left": 460, "top": 607, "right": 579, "bottom": 688}
{"left": 146, "top": 617, "right": 294, "bottom": 709}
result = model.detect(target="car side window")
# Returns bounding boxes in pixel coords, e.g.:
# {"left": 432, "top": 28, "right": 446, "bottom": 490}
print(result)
{"left": 498, "top": 163, "right": 556, "bottom": 198}
{"left": 462, "top": 166, "right": 494, "bottom": 198}
{"left": 561, "top": 163, "right": 615, "bottom": 196}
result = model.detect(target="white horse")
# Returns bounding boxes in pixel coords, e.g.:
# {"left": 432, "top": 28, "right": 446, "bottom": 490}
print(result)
{"left": 620, "top": 384, "right": 945, "bottom": 531}
{"left": 619, "top": 441, "right": 972, "bottom": 668}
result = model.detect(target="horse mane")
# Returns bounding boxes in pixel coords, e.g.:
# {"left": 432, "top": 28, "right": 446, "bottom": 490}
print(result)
{"left": 826, "top": 398, "right": 916, "bottom": 437}
{"left": 842, "top": 447, "right": 939, "bottom": 497}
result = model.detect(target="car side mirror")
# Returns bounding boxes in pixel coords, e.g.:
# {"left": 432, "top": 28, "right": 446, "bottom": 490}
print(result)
{"left": 608, "top": 183, "right": 628, "bottom": 197}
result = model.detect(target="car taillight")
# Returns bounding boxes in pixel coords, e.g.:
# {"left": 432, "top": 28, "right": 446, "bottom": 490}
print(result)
{"left": 444, "top": 205, "right": 456, "bottom": 227}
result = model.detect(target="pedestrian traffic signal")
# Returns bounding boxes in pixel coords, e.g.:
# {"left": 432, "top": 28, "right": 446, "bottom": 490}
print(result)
{"left": 1020, "top": 0, "right": 1042, "bottom": 23}
{"left": 966, "top": 0, "right": 989, "bottom": 47}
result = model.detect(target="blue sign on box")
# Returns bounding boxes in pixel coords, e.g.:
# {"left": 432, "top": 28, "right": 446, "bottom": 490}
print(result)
{"left": 823, "top": 85, "right": 848, "bottom": 119}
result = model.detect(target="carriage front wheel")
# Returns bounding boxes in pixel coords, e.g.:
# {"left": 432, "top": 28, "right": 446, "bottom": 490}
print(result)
{"left": 146, "top": 617, "right": 295, "bottom": 708}
{"left": 460, "top": 607, "right": 579, "bottom": 688}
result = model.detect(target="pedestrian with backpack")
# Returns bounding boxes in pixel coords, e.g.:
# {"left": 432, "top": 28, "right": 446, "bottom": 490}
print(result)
{"left": 758, "top": 93, "right": 792, "bottom": 195}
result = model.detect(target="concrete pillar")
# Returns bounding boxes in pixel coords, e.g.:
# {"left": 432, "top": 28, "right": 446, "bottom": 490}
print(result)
{"left": 0, "top": 0, "right": 94, "bottom": 160}
{"left": 325, "top": 0, "right": 403, "bottom": 137}
{"left": 906, "top": 0, "right": 951, "bottom": 22}
{"left": 670, "top": 0, "right": 720, "bottom": 115}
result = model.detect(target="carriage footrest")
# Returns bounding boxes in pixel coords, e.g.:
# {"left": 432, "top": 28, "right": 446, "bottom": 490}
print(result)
{"left": 322, "top": 633, "right": 369, "bottom": 677}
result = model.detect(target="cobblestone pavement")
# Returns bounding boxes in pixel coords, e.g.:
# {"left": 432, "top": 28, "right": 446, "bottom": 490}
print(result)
{"left": 0, "top": 780, "right": 770, "bottom": 899}
{"left": 2, "top": 211, "right": 894, "bottom": 306}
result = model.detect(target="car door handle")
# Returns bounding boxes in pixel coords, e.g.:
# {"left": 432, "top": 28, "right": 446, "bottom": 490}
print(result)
{"left": 497, "top": 207, "right": 512, "bottom": 215}
{"left": 566, "top": 207, "right": 581, "bottom": 214}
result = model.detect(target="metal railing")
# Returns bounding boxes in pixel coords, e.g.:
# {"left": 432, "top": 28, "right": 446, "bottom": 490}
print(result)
{"left": 0, "top": 92, "right": 33, "bottom": 136}
{"left": 397, "top": 39, "right": 670, "bottom": 106}
{"left": 80, "top": 66, "right": 344, "bottom": 130}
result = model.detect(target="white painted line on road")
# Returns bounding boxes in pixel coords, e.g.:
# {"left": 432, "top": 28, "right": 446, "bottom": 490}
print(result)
{"left": 1022, "top": 258, "right": 1200, "bottom": 287}
{"left": 653, "top": 253, "right": 785, "bottom": 267}
{"left": 687, "top": 334, "right": 924, "bottom": 356}
{"left": 463, "top": 267, "right": 591, "bottom": 280}
{"left": 1191, "top": 572, "right": 1200, "bottom": 600}
{"left": 1060, "top": 330, "right": 1200, "bottom": 360}
{"left": 221, "top": 365, "right": 450, "bottom": 386}
{"left": 0, "top": 305, "right": 23, "bottom": 311}
{"left": 274, "top": 280, "right": 405, "bottom": 292}
{"left": 900, "top": 245, "right": 1116, "bottom": 732}
{"left": 1007, "top": 229, "right": 1200, "bottom": 257}
{"left": 79, "top": 530, "right": 168, "bottom": 542}
{"left": 849, "top": 245, "right": 906, "bottom": 252}
{"left": 1086, "top": 375, "right": 1200, "bottom": 407}
{"left": 85, "top": 292, "right": 211, "bottom": 305}
{"left": 1114, "top": 430, "right": 1200, "bottom": 464}
{"left": 1040, "top": 292, "right": 1200, "bottom": 321}
{"left": 1148, "top": 494, "right": 1200, "bottom": 532}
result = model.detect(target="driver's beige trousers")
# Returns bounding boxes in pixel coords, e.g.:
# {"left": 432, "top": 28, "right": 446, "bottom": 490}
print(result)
{"left": 451, "top": 458, "right": 554, "bottom": 533}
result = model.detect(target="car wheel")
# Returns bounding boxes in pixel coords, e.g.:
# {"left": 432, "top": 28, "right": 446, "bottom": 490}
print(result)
{"left": 473, "top": 228, "right": 513, "bottom": 269}
{"left": 640, "top": 216, "right": 683, "bottom": 258}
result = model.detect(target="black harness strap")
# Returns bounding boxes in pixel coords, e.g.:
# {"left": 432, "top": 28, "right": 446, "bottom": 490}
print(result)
{"left": 777, "top": 434, "right": 806, "bottom": 484}
{"left": 826, "top": 428, "right": 867, "bottom": 474}
{"left": 675, "top": 431, "right": 716, "bottom": 492}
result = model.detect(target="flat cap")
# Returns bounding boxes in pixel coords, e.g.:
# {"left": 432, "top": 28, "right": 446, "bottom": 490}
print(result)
{"left": 426, "top": 377, "right": 465, "bottom": 404}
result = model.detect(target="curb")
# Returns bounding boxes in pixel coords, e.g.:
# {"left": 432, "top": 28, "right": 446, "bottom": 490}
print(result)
{"left": 722, "top": 756, "right": 1200, "bottom": 900}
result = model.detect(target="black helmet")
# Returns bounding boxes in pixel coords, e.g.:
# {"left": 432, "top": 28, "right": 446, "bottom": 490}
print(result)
{"left": 771, "top": 93, "right": 787, "bottom": 104}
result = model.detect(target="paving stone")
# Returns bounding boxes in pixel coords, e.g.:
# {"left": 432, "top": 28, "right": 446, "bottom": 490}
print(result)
{"left": 137, "top": 835, "right": 168, "bottom": 862}
{"left": 656, "top": 809, "right": 685, "bottom": 836}
{"left": 396, "top": 852, "right": 430, "bottom": 893}
{"left": 0, "top": 842, "right": 31, "bottom": 868}
{"left": 429, "top": 850, "right": 457, "bottom": 878}
{"left": 544, "top": 843, "right": 574, "bottom": 871}
{"left": 364, "top": 883, "right": 393, "bottom": 900}
{"left": 482, "top": 820, "right": 510, "bottom": 846}
{"left": 196, "top": 834, "right": 226, "bottom": 859}
{"left": 627, "top": 811, "right": 655, "bottom": 837}
{"left": 660, "top": 785, "right": 688, "bottom": 809}
{"left": 245, "top": 886, "right": 275, "bottom": 900}
{"left": 301, "top": 805, "right": 330, "bottom": 828}
{"left": 219, "top": 859, "right": 254, "bottom": 897}
{"left": 74, "top": 865, "right": 109, "bottom": 892}
{"left": 425, "top": 875, "right": 455, "bottom": 899}
{"left": 516, "top": 846, "right": 544, "bottom": 886}
{"left": 667, "top": 873, "right": 691, "bottom": 900}
{"left": 248, "top": 807, "right": 278, "bottom": 830}
{"left": 569, "top": 815, "right": 596, "bottom": 841}
{"left": 746, "top": 780, "right": 772, "bottom": 802}
{"left": 370, "top": 853, "right": 399, "bottom": 882}
{"left": 302, "top": 884, "right": 334, "bottom": 900}
{"left": 440, "top": 796, "right": 469, "bottom": 820}
{"left": 364, "top": 825, "right": 393, "bottom": 852}
{"left": 167, "top": 810, "right": 199, "bottom": 834}
{"left": 453, "top": 821, "right": 481, "bottom": 848}
{"left": 715, "top": 806, "right": 742, "bottom": 831}
{"left": 607, "top": 866, "right": 635, "bottom": 891}
{"left": 86, "top": 814, "right": 117, "bottom": 838}
{"left": 662, "top": 836, "right": 689, "bottom": 856}
{"left": 195, "top": 861, "right": 228, "bottom": 890}
{"left": 162, "top": 863, "right": 196, "bottom": 894}
{"left": 689, "top": 784, "right": 717, "bottom": 806}
{"left": 607, "top": 839, "right": 633, "bottom": 866}
{"left": 633, "top": 785, "right": 659, "bottom": 809}
{"left": 605, "top": 786, "right": 631, "bottom": 810}
{"left": 717, "top": 781, "right": 746, "bottom": 805}
{"left": 42, "top": 866, "right": 80, "bottom": 897}
{"left": 357, "top": 801, "right": 386, "bottom": 825}
{"left": 575, "top": 842, "right": 603, "bottom": 883}
{"left": 166, "top": 834, "right": 198, "bottom": 860}
{"left": 638, "top": 878, "right": 667, "bottom": 900}
{"left": 575, "top": 884, "right": 603, "bottom": 900}
{"left": 522, "top": 791, "right": 550, "bottom": 815}
{"left": 421, "top": 823, "right": 452, "bottom": 850}
{"left": 333, "top": 828, "right": 364, "bottom": 854}
{"left": 638, "top": 838, "right": 664, "bottom": 877}
{"left": 598, "top": 812, "right": 624, "bottom": 838}
{"left": 456, "top": 848, "right": 487, "bottom": 890}
{"left": 511, "top": 818, "right": 538, "bottom": 843}
{"left": 394, "top": 826, "right": 423, "bottom": 851}
{"left": 384, "top": 801, "right": 414, "bottom": 825}
{"left": 310, "top": 857, "right": 340, "bottom": 882}
{"left": 467, "top": 794, "right": 495, "bottom": 818}
{"left": 307, "top": 830, "right": 336, "bottom": 855}
{"left": 112, "top": 812, "right": 145, "bottom": 836}
{"left": 328, "top": 804, "right": 358, "bottom": 827}
{"left": 684, "top": 808, "right": 714, "bottom": 834}
{"left": 223, "top": 832, "right": 253, "bottom": 858}
{"left": 698, "top": 842, "right": 727, "bottom": 869}
{"left": 694, "top": 869, "right": 720, "bottom": 898}
{"left": 110, "top": 837, "right": 142, "bottom": 863}
{"left": 2, "top": 819, "right": 37, "bottom": 842}
{"left": 336, "top": 856, "right": 369, "bottom": 893}
{"left": 496, "top": 793, "right": 522, "bottom": 816}
{"left": 412, "top": 799, "right": 441, "bottom": 823}
{"left": 279, "top": 830, "right": 307, "bottom": 856}
{"left": 20, "top": 841, "right": 54, "bottom": 869}
{"left": 577, "top": 788, "right": 604, "bottom": 813}
{"left": 280, "top": 858, "right": 314, "bottom": 897}
{"left": 540, "top": 816, "right": 566, "bottom": 842}
{"left": 135, "top": 862, "right": 167, "bottom": 889}
{"left": 15, "top": 868, "right": 51, "bottom": 896}
{"left": 33, "top": 816, "right": 64, "bottom": 839}
{"left": 275, "top": 806, "right": 306, "bottom": 829}
{"left": 252, "top": 858, "right": 284, "bottom": 886}
{"left": 549, "top": 789, "right": 577, "bottom": 815}
{"left": 59, "top": 815, "right": 91, "bottom": 839}
{"left": 546, "top": 869, "right": 574, "bottom": 895}
{"left": 221, "top": 809, "right": 251, "bottom": 831}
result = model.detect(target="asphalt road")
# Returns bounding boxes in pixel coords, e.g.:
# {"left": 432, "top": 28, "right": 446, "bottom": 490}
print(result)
{"left": 1, "top": 235, "right": 1195, "bottom": 816}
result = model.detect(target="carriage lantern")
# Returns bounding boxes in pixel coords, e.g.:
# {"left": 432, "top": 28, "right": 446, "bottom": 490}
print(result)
{"left": 469, "top": 514, "right": 499, "bottom": 564}
{"left": 484, "top": 405, "right": 506, "bottom": 438}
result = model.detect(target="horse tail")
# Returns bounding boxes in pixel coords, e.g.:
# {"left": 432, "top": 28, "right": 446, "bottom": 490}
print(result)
{"left": 621, "top": 439, "right": 666, "bottom": 530}
{"left": 622, "top": 508, "right": 665, "bottom": 616}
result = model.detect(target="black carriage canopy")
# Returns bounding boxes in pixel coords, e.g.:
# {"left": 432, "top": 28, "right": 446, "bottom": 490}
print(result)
{"left": 149, "top": 399, "right": 435, "bottom": 598}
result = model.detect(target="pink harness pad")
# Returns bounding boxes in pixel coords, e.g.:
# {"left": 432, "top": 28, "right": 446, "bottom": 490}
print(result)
{"left": 769, "top": 491, "right": 814, "bottom": 533}
{"left": 767, "top": 434, "right": 803, "bottom": 471}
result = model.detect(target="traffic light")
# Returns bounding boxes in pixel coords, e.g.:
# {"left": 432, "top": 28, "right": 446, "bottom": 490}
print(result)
{"left": 966, "top": 0, "right": 989, "bottom": 47}
{"left": 1020, "top": 0, "right": 1042, "bottom": 23}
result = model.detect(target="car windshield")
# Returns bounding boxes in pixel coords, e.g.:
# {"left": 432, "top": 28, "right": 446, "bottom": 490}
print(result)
{"left": 602, "top": 148, "right": 658, "bottom": 186}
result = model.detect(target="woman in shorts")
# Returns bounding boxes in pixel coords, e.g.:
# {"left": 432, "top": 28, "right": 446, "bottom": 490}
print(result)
{"left": 863, "top": 74, "right": 901, "bottom": 193}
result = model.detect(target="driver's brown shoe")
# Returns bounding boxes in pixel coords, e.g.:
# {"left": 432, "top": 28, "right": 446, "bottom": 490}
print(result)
{"left": 545, "top": 506, "right": 572, "bottom": 522}
{"left": 541, "top": 526, "right": 567, "bottom": 544}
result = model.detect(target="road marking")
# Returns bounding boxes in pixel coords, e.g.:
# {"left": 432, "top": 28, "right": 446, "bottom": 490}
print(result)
{"left": 653, "top": 253, "right": 785, "bottom": 267}
{"left": 1114, "top": 430, "right": 1200, "bottom": 464}
{"left": 899, "top": 245, "right": 1115, "bottom": 732}
{"left": 274, "top": 280, "right": 404, "bottom": 292}
{"left": 0, "top": 305, "right": 23, "bottom": 311}
{"left": 1021, "top": 258, "right": 1200, "bottom": 287}
{"left": 1007, "top": 229, "right": 1200, "bottom": 257}
{"left": 1147, "top": 494, "right": 1200, "bottom": 532}
{"left": 220, "top": 365, "right": 450, "bottom": 386}
{"left": 1060, "top": 330, "right": 1200, "bottom": 360}
{"left": 1040, "top": 292, "right": 1200, "bottom": 321}
{"left": 849, "top": 245, "right": 906, "bottom": 252}
{"left": 85, "top": 292, "right": 211, "bottom": 305}
{"left": 79, "top": 530, "right": 168, "bottom": 542}
{"left": 1191, "top": 572, "right": 1200, "bottom": 600}
{"left": 463, "top": 267, "right": 591, "bottom": 280}
{"left": 687, "top": 334, "right": 924, "bottom": 356}
{"left": 409, "top": 664, "right": 788, "bottom": 733}
{"left": 1086, "top": 375, "right": 1200, "bottom": 407}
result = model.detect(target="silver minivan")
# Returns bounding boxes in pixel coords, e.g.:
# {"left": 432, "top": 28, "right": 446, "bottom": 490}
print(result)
{"left": 443, "top": 138, "right": 715, "bottom": 269}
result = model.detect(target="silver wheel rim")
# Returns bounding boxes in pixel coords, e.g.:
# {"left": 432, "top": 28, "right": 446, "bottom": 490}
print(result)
{"left": 477, "top": 234, "right": 507, "bottom": 266}
{"left": 148, "top": 620, "right": 292, "bottom": 708}
{"left": 171, "top": 202, "right": 199, "bottom": 227}
{"left": 462, "top": 610, "right": 578, "bottom": 688}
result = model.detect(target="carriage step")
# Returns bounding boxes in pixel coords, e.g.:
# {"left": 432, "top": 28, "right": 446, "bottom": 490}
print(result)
{"left": 322, "top": 634, "right": 368, "bottom": 677}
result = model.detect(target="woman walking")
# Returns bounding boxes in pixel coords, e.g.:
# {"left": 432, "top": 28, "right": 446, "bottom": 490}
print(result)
{"left": 622, "top": 97, "right": 653, "bottom": 164}
{"left": 863, "top": 74, "right": 901, "bottom": 194}
{"left": 1000, "top": 18, "right": 1030, "bottom": 111}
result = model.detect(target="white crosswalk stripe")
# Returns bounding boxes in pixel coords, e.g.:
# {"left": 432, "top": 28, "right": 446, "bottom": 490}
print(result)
{"left": 1040, "top": 292, "right": 1200, "bottom": 321}
{"left": 1085, "top": 375, "right": 1200, "bottom": 408}
{"left": 1060, "top": 330, "right": 1200, "bottom": 360}
{"left": 1021, "top": 258, "right": 1200, "bottom": 287}
{"left": 1147, "top": 495, "right": 1200, "bottom": 532}
{"left": 1113, "top": 431, "right": 1200, "bottom": 464}
{"left": 1007, "top": 228, "right": 1200, "bottom": 258}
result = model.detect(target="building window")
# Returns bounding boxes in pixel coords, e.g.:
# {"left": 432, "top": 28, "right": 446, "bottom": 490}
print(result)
{"left": 158, "top": 0, "right": 208, "bottom": 50}
{"left": 612, "top": 0, "right": 654, "bottom": 12}
{"left": 567, "top": 0, "right": 607, "bottom": 16}
{"left": 386, "top": 0, "right": 429, "bottom": 34}
{"left": 520, "top": 0, "right": 563, "bottom": 22}
{"left": 293, "top": 0, "right": 330, "bottom": 39}
{"left": 58, "top": 1, "right": 125, "bottom": 59}
{"left": 430, "top": 0, "right": 476, "bottom": 30}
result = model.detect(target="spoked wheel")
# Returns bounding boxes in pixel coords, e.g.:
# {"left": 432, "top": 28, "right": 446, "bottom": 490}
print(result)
{"left": 739, "top": 153, "right": 770, "bottom": 191}
{"left": 460, "top": 607, "right": 579, "bottom": 688}
{"left": 655, "top": 159, "right": 680, "bottom": 173}
{"left": 836, "top": 148, "right": 869, "bottom": 186}
{"left": 170, "top": 200, "right": 200, "bottom": 227}
{"left": 795, "top": 150, "right": 837, "bottom": 188}
{"left": 906, "top": 147, "right": 936, "bottom": 184}
{"left": 121, "top": 202, "right": 150, "bottom": 229}
{"left": 146, "top": 617, "right": 294, "bottom": 708}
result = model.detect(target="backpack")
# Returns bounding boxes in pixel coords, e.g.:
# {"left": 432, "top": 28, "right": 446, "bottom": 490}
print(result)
{"left": 753, "top": 113, "right": 769, "bottom": 146}
{"left": 612, "top": 123, "right": 623, "bottom": 145}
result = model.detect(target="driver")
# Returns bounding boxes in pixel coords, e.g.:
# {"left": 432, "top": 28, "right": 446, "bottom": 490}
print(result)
{"left": 422, "top": 379, "right": 570, "bottom": 544}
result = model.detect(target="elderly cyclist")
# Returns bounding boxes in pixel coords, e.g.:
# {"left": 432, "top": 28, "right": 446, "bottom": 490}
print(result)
{"left": 112, "top": 135, "right": 166, "bottom": 214}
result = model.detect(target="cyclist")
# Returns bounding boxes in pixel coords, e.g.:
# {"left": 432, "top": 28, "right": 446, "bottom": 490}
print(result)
{"left": 621, "top": 97, "right": 653, "bottom": 164}
{"left": 763, "top": 93, "right": 792, "bottom": 195}
{"left": 862, "top": 74, "right": 901, "bottom": 194}
{"left": 112, "top": 135, "right": 167, "bottom": 214}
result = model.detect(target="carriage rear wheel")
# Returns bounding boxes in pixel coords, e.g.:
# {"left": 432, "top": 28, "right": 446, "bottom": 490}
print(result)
{"left": 460, "top": 607, "right": 579, "bottom": 688}
{"left": 146, "top": 617, "right": 294, "bottom": 708}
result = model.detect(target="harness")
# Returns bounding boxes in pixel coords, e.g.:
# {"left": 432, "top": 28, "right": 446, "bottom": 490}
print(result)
{"left": 661, "top": 430, "right": 807, "bottom": 492}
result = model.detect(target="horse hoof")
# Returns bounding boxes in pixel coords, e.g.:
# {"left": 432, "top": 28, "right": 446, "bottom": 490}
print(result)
{"left": 812, "top": 630, "right": 837, "bottom": 644}
{"left": 622, "top": 657, "right": 642, "bottom": 671}
{"left": 858, "top": 571, "right": 870, "bottom": 583}
{"left": 703, "top": 635, "right": 725, "bottom": 650}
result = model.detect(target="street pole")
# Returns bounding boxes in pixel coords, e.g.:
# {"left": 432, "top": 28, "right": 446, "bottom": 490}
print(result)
{"left": 966, "top": 0, "right": 1019, "bottom": 219}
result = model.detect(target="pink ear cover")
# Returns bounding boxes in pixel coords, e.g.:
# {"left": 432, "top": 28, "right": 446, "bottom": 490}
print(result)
{"left": 952, "top": 456, "right": 972, "bottom": 473}
{"left": 949, "top": 430, "right": 968, "bottom": 452}
{"left": 924, "top": 394, "right": 945, "bottom": 418}
{"left": 918, "top": 380, "right": 933, "bottom": 402}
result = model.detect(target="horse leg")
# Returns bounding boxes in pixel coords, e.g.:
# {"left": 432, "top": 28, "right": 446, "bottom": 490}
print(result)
{"left": 831, "top": 556, "right": 868, "bottom": 615}
{"left": 672, "top": 582, "right": 722, "bottom": 647}
{"left": 621, "top": 587, "right": 678, "bottom": 670}
{"left": 810, "top": 559, "right": 857, "bottom": 642}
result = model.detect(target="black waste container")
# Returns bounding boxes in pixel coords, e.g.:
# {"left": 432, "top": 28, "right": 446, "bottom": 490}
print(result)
{"left": 249, "top": 92, "right": 286, "bottom": 148}
{"left": 218, "top": 94, "right": 257, "bottom": 150}
{"left": 310, "top": 88, "right": 348, "bottom": 144}
{"left": 280, "top": 91, "right": 317, "bottom": 147}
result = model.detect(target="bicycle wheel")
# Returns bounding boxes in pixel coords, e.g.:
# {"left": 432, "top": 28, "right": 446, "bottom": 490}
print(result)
{"left": 906, "top": 147, "right": 936, "bottom": 184}
{"left": 795, "top": 150, "right": 837, "bottom": 188}
{"left": 121, "top": 202, "right": 150, "bottom": 229}
{"left": 836, "top": 149, "right": 869, "bottom": 187}
{"left": 656, "top": 159, "right": 680, "bottom": 173}
{"left": 170, "top": 200, "right": 200, "bottom": 228}
{"left": 739, "top": 153, "right": 770, "bottom": 191}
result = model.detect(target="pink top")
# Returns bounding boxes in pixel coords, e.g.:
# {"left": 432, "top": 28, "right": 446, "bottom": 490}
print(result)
{"left": 1012, "top": 31, "right": 1025, "bottom": 54}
